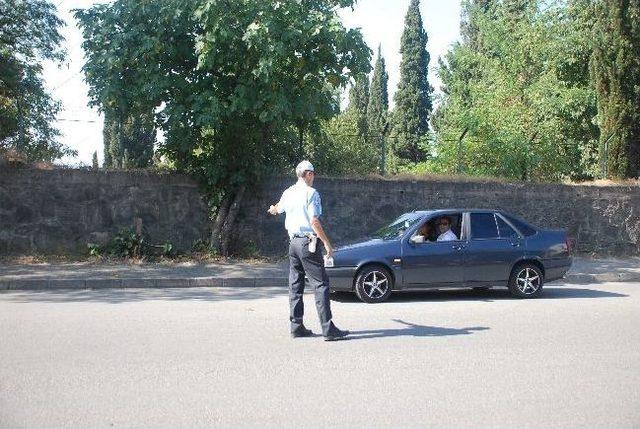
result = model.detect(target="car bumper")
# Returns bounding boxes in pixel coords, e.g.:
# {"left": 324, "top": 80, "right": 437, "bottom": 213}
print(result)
{"left": 326, "top": 266, "right": 356, "bottom": 291}
{"left": 545, "top": 257, "right": 572, "bottom": 282}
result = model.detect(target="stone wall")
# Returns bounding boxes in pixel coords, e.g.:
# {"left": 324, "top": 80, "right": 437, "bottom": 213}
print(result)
{"left": 0, "top": 167, "right": 209, "bottom": 255}
{"left": 1, "top": 167, "right": 639, "bottom": 256}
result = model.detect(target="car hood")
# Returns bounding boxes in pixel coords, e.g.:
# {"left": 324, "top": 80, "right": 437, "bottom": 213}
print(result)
{"left": 336, "top": 237, "right": 392, "bottom": 252}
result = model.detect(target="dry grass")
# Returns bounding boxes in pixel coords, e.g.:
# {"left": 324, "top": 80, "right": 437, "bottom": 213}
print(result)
{"left": 0, "top": 254, "right": 84, "bottom": 265}
{"left": 0, "top": 252, "right": 284, "bottom": 266}
{"left": 564, "top": 178, "right": 640, "bottom": 187}
{"left": 325, "top": 172, "right": 513, "bottom": 184}
{"left": 384, "top": 172, "right": 511, "bottom": 183}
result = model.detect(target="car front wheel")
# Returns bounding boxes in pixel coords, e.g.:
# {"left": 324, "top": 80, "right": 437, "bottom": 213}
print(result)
{"left": 508, "top": 263, "right": 544, "bottom": 298}
{"left": 354, "top": 265, "right": 393, "bottom": 303}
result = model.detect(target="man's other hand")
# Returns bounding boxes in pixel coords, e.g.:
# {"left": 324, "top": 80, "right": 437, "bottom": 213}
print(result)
{"left": 325, "top": 246, "right": 334, "bottom": 258}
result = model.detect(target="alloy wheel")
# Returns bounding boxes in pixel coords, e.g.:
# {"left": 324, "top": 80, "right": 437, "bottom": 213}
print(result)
{"left": 516, "top": 267, "right": 541, "bottom": 295}
{"left": 362, "top": 270, "right": 389, "bottom": 299}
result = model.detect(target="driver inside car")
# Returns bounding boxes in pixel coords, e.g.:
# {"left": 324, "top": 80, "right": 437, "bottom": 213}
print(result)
{"left": 416, "top": 223, "right": 433, "bottom": 242}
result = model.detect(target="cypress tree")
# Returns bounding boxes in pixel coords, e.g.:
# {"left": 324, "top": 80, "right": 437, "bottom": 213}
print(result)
{"left": 391, "top": 0, "right": 432, "bottom": 164}
{"left": 367, "top": 45, "right": 389, "bottom": 173}
{"left": 102, "top": 109, "right": 155, "bottom": 168}
{"left": 348, "top": 75, "right": 369, "bottom": 139}
{"left": 348, "top": 75, "right": 369, "bottom": 115}
{"left": 592, "top": 0, "right": 640, "bottom": 178}
{"left": 92, "top": 150, "right": 98, "bottom": 168}
{"left": 121, "top": 111, "right": 155, "bottom": 168}
{"left": 102, "top": 110, "right": 114, "bottom": 167}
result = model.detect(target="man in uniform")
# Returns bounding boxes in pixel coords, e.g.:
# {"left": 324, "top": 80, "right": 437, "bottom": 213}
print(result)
{"left": 267, "top": 160, "right": 349, "bottom": 341}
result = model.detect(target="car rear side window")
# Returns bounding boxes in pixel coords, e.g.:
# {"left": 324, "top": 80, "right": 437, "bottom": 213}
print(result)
{"left": 496, "top": 216, "right": 517, "bottom": 238}
{"left": 471, "top": 213, "right": 499, "bottom": 239}
{"left": 502, "top": 213, "right": 537, "bottom": 237}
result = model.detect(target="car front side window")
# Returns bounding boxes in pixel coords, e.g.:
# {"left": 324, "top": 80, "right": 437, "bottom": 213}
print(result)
{"left": 496, "top": 215, "right": 518, "bottom": 238}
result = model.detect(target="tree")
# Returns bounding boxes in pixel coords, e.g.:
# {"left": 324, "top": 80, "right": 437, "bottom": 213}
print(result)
{"left": 92, "top": 150, "right": 98, "bottom": 168}
{"left": 75, "top": 1, "right": 171, "bottom": 169}
{"left": 347, "top": 75, "right": 369, "bottom": 140}
{"left": 77, "top": 0, "right": 371, "bottom": 254}
{"left": 592, "top": 0, "right": 640, "bottom": 178}
{"left": 390, "top": 0, "right": 432, "bottom": 166}
{"left": 367, "top": 45, "right": 389, "bottom": 174}
{"left": 0, "top": 0, "right": 75, "bottom": 161}
{"left": 433, "top": 0, "right": 598, "bottom": 181}
{"left": 460, "top": 0, "right": 493, "bottom": 50}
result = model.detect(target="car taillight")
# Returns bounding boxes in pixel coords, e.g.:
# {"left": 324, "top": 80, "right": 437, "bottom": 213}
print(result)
{"left": 565, "top": 236, "right": 573, "bottom": 253}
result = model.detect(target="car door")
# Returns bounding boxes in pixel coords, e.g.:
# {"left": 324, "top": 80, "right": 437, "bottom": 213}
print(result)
{"left": 401, "top": 214, "right": 466, "bottom": 287}
{"left": 464, "top": 212, "right": 524, "bottom": 285}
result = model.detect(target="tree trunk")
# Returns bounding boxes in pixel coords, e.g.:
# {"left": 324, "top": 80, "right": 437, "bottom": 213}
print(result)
{"left": 220, "top": 184, "right": 247, "bottom": 256}
{"left": 210, "top": 194, "right": 233, "bottom": 253}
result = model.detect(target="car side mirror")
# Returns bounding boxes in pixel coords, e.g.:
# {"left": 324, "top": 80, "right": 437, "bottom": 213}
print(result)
{"left": 410, "top": 235, "right": 425, "bottom": 244}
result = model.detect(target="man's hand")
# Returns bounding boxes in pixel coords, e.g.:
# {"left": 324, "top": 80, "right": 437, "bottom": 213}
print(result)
{"left": 311, "top": 216, "right": 333, "bottom": 258}
{"left": 325, "top": 245, "right": 334, "bottom": 258}
{"left": 267, "top": 204, "right": 278, "bottom": 215}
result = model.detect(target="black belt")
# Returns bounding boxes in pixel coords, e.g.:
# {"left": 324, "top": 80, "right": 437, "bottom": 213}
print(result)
{"left": 292, "top": 233, "right": 314, "bottom": 239}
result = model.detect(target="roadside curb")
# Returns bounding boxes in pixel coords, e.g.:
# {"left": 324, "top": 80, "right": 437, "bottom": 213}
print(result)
{"left": 0, "top": 277, "right": 288, "bottom": 291}
{"left": 563, "top": 272, "right": 640, "bottom": 284}
{"left": 1, "top": 272, "right": 639, "bottom": 291}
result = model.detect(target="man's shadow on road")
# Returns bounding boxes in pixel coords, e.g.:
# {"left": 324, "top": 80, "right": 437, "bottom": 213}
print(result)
{"left": 344, "top": 319, "right": 489, "bottom": 340}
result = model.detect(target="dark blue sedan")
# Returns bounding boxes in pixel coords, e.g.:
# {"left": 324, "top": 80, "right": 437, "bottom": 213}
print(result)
{"left": 326, "top": 209, "right": 572, "bottom": 303}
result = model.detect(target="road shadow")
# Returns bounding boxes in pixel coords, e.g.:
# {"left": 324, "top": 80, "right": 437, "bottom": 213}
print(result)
{"left": 0, "top": 286, "right": 289, "bottom": 304}
{"left": 347, "top": 319, "right": 489, "bottom": 340}
{"left": 331, "top": 286, "right": 628, "bottom": 303}
{"left": 1, "top": 284, "right": 628, "bottom": 305}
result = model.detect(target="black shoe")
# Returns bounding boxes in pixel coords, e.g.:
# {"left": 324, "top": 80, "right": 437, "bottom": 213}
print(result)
{"left": 324, "top": 328, "right": 350, "bottom": 341}
{"left": 291, "top": 326, "right": 313, "bottom": 338}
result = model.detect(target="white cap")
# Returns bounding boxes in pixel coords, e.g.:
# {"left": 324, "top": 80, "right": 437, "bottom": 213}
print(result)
{"left": 295, "top": 160, "right": 315, "bottom": 175}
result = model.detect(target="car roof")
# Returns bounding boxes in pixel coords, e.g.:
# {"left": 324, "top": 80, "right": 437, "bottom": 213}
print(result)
{"left": 411, "top": 209, "right": 502, "bottom": 215}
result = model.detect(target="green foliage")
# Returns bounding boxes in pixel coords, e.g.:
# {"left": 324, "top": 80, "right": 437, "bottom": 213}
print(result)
{"left": 0, "top": 0, "right": 75, "bottom": 161}
{"left": 161, "top": 242, "right": 174, "bottom": 257}
{"left": 305, "top": 111, "right": 379, "bottom": 176}
{"left": 390, "top": 0, "right": 432, "bottom": 166}
{"left": 91, "top": 150, "right": 98, "bottom": 168}
{"left": 347, "top": 75, "right": 370, "bottom": 140}
{"left": 367, "top": 45, "right": 389, "bottom": 174}
{"left": 87, "top": 229, "right": 174, "bottom": 258}
{"left": 77, "top": 0, "right": 371, "bottom": 210}
{"left": 88, "top": 228, "right": 143, "bottom": 258}
{"left": 591, "top": 0, "right": 640, "bottom": 178}
{"left": 434, "top": 0, "right": 599, "bottom": 181}
{"left": 75, "top": 0, "right": 183, "bottom": 168}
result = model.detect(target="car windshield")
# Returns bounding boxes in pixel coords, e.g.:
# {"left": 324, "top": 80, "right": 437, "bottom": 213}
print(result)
{"left": 371, "top": 212, "right": 424, "bottom": 240}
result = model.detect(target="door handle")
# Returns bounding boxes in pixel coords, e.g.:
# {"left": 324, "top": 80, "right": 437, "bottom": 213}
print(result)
{"left": 452, "top": 244, "right": 465, "bottom": 251}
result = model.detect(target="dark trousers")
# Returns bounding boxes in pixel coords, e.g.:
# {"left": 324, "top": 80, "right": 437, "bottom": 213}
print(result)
{"left": 288, "top": 236, "right": 335, "bottom": 336}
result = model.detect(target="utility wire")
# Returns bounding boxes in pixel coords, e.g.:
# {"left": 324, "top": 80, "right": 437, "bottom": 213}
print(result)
{"left": 57, "top": 118, "right": 98, "bottom": 123}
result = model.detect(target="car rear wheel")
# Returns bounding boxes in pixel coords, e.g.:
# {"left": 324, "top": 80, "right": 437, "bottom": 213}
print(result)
{"left": 508, "top": 263, "right": 544, "bottom": 298}
{"left": 355, "top": 265, "right": 393, "bottom": 303}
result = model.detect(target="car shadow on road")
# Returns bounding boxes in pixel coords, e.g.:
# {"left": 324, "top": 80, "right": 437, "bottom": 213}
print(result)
{"left": 346, "top": 319, "right": 490, "bottom": 340}
{"left": 331, "top": 286, "right": 628, "bottom": 303}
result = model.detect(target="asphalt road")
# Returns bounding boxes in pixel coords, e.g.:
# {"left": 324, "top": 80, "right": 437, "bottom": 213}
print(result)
{"left": 1, "top": 282, "right": 639, "bottom": 428}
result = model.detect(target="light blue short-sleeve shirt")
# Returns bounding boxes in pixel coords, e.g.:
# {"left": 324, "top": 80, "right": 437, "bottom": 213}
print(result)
{"left": 277, "top": 180, "right": 322, "bottom": 238}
